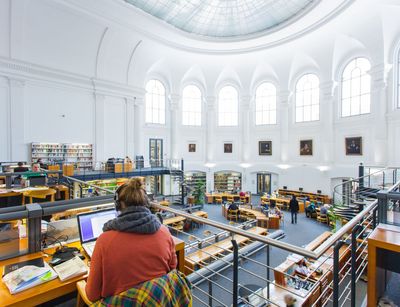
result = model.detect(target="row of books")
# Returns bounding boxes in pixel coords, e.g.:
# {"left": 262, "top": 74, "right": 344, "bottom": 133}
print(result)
{"left": 2, "top": 256, "right": 87, "bottom": 294}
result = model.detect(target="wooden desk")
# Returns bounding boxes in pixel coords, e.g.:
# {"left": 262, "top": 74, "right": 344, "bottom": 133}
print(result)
{"left": 206, "top": 193, "right": 250, "bottom": 204}
{"left": 185, "top": 227, "right": 267, "bottom": 273}
{"left": 163, "top": 216, "right": 186, "bottom": 226}
{"left": 278, "top": 189, "right": 330, "bottom": 204}
{"left": 192, "top": 211, "right": 208, "bottom": 219}
{"left": 368, "top": 224, "right": 400, "bottom": 307}
{"left": 51, "top": 185, "right": 69, "bottom": 200}
{"left": 0, "top": 237, "right": 185, "bottom": 307}
{"left": 304, "top": 231, "right": 332, "bottom": 251}
{"left": 159, "top": 200, "right": 170, "bottom": 207}
{"left": 221, "top": 205, "right": 280, "bottom": 230}
{"left": 0, "top": 190, "right": 24, "bottom": 206}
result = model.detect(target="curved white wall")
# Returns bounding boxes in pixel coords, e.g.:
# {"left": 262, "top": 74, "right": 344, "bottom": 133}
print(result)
{"left": 1, "top": 0, "right": 400, "bottom": 195}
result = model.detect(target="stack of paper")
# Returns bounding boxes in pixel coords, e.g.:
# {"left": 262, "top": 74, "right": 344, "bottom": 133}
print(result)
{"left": 52, "top": 256, "right": 88, "bottom": 281}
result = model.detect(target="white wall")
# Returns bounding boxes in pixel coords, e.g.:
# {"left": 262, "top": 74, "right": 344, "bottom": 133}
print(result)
{"left": 0, "top": 0, "right": 399, "bottom": 196}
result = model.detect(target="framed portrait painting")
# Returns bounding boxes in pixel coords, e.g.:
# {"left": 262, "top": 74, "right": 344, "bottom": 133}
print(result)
{"left": 188, "top": 144, "right": 196, "bottom": 153}
{"left": 224, "top": 143, "right": 233, "bottom": 153}
{"left": 259, "top": 141, "right": 272, "bottom": 155}
{"left": 300, "top": 139, "right": 313, "bottom": 156}
{"left": 345, "top": 137, "right": 362, "bottom": 155}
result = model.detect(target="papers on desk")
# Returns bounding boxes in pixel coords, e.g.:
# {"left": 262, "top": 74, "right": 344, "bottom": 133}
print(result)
{"left": 2, "top": 258, "right": 57, "bottom": 294}
{"left": 287, "top": 253, "right": 304, "bottom": 263}
{"left": 52, "top": 256, "right": 88, "bottom": 282}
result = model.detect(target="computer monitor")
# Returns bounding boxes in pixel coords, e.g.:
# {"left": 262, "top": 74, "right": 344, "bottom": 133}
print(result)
{"left": 29, "top": 176, "right": 46, "bottom": 187}
{"left": 283, "top": 186, "right": 287, "bottom": 190}
{"left": 299, "top": 187, "right": 303, "bottom": 192}
{"left": 317, "top": 190, "right": 322, "bottom": 194}
{"left": 77, "top": 209, "right": 117, "bottom": 244}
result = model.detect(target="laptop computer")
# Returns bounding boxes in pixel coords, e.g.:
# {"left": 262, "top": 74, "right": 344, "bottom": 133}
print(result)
{"left": 77, "top": 209, "right": 117, "bottom": 258}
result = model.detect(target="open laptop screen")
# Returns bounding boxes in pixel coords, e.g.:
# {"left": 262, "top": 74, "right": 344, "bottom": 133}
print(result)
{"left": 77, "top": 209, "right": 117, "bottom": 244}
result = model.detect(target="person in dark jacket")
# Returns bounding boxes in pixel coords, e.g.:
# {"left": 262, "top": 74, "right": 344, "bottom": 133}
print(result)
{"left": 289, "top": 195, "right": 299, "bottom": 224}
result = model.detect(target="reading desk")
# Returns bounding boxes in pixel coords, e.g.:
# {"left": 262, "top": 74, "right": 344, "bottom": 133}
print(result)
{"left": 0, "top": 237, "right": 184, "bottom": 306}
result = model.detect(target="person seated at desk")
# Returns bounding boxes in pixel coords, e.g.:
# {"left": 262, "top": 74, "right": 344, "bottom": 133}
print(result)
{"left": 228, "top": 202, "right": 239, "bottom": 211}
{"left": 295, "top": 259, "right": 311, "bottom": 276}
{"left": 85, "top": 178, "right": 182, "bottom": 302}
{"left": 13, "top": 162, "right": 29, "bottom": 173}
{"left": 269, "top": 204, "right": 282, "bottom": 218}
{"left": 305, "top": 201, "right": 316, "bottom": 218}
{"left": 239, "top": 191, "right": 246, "bottom": 197}
{"left": 320, "top": 204, "right": 329, "bottom": 215}
{"left": 261, "top": 202, "right": 269, "bottom": 215}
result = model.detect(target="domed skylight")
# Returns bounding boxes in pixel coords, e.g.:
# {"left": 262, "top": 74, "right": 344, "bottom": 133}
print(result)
{"left": 125, "top": 0, "right": 317, "bottom": 38}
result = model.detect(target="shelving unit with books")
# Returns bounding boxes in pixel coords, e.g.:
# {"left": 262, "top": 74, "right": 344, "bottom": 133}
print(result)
{"left": 31, "top": 143, "right": 93, "bottom": 171}
{"left": 184, "top": 171, "right": 206, "bottom": 195}
{"left": 214, "top": 171, "right": 241, "bottom": 193}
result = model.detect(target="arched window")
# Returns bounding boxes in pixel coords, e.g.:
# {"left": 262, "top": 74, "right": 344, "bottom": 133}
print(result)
{"left": 145, "top": 79, "right": 165, "bottom": 124}
{"left": 182, "top": 85, "right": 202, "bottom": 126}
{"left": 218, "top": 86, "right": 238, "bottom": 126}
{"left": 295, "top": 74, "right": 320, "bottom": 122}
{"left": 341, "top": 58, "right": 371, "bottom": 117}
{"left": 255, "top": 83, "right": 277, "bottom": 125}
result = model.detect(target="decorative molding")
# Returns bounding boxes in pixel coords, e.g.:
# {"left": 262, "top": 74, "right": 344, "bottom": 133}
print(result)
{"left": 0, "top": 56, "right": 145, "bottom": 99}
{"left": 60, "top": 0, "right": 355, "bottom": 54}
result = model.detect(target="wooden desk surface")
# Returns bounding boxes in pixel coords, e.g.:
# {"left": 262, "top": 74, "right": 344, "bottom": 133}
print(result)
{"left": 304, "top": 231, "right": 332, "bottom": 251}
{"left": 368, "top": 224, "right": 400, "bottom": 307}
{"left": 192, "top": 211, "right": 208, "bottom": 218}
{"left": 0, "top": 237, "right": 185, "bottom": 307}
{"left": 185, "top": 227, "right": 267, "bottom": 268}
{"left": 163, "top": 216, "right": 186, "bottom": 225}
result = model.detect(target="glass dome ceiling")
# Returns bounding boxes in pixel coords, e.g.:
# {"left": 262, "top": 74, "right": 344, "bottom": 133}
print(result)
{"left": 125, "top": 0, "right": 317, "bottom": 38}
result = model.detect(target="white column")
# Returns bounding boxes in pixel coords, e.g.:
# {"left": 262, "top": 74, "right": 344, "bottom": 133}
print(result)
{"left": 8, "top": 77, "right": 26, "bottom": 161}
{"left": 94, "top": 93, "right": 105, "bottom": 165}
{"left": 169, "top": 93, "right": 180, "bottom": 160}
{"left": 125, "top": 98, "right": 135, "bottom": 159}
{"left": 279, "top": 90, "right": 290, "bottom": 162}
{"left": 205, "top": 96, "right": 216, "bottom": 192}
{"left": 205, "top": 96, "right": 216, "bottom": 163}
{"left": 370, "top": 63, "right": 388, "bottom": 165}
{"left": 241, "top": 95, "right": 251, "bottom": 162}
{"left": 134, "top": 95, "right": 145, "bottom": 157}
{"left": 320, "top": 81, "right": 335, "bottom": 163}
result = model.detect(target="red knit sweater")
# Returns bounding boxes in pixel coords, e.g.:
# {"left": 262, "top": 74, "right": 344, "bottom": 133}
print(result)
{"left": 85, "top": 225, "right": 177, "bottom": 301}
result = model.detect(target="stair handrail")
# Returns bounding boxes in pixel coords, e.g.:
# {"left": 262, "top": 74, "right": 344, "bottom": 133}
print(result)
{"left": 332, "top": 167, "right": 389, "bottom": 205}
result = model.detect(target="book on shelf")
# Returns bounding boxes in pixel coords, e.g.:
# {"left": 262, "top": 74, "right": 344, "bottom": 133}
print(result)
{"left": 2, "top": 258, "right": 57, "bottom": 294}
{"left": 51, "top": 256, "right": 88, "bottom": 281}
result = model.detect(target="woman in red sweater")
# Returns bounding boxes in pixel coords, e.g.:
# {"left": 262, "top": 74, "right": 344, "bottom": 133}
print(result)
{"left": 85, "top": 178, "right": 177, "bottom": 301}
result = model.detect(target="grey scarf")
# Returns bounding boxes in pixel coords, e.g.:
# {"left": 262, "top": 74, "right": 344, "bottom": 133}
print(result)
{"left": 102, "top": 206, "right": 161, "bottom": 234}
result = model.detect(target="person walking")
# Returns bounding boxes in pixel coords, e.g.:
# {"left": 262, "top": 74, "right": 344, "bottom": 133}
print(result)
{"left": 289, "top": 195, "right": 299, "bottom": 224}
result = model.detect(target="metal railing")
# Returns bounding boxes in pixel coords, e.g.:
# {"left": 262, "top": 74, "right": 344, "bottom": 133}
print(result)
{"left": 0, "top": 167, "right": 397, "bottom": 306}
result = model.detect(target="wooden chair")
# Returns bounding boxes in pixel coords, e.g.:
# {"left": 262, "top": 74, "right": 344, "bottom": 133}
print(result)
{"left": 227, "top": 209, "right": 239, "bottom": 222}
{"left": 214, "top": 196, "right": 223, "bottom": 204}
{"left": 23, "top": 188, "right": 56, "bottom": 204}
{"left": 227, "top": 195, "right": 234, "bottom": 203}
{"left": 76, "top": 280, "right": 92, "bottom": 307}
{"left": 317, "top": 212, "right": 328, "bottom": 224}
{"left": 240, "top": 196, "right": 248, "bottom": 205}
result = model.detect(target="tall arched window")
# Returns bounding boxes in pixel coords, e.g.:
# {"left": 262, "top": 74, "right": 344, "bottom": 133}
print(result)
{"left": 182, "top": 85, "right": 202, "bottom": 126}
{"left": 218, "top": 86, "right": 238, "bottom": 126}
{"left": 341, "top": 57, "right": 371, "bottom": 117}
{"left": 255, "top": 82, "right": 277, "bottom": 125}
{"left": 145, "top": 79, "right": 165, "bottom": 124}
{"left": 295, "top": 74, "right": 320, "bottom": 122}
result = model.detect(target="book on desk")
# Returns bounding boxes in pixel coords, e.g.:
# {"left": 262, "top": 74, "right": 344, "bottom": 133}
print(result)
{"left": 2, "top": 258, "right": 57, "bottom": 294}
